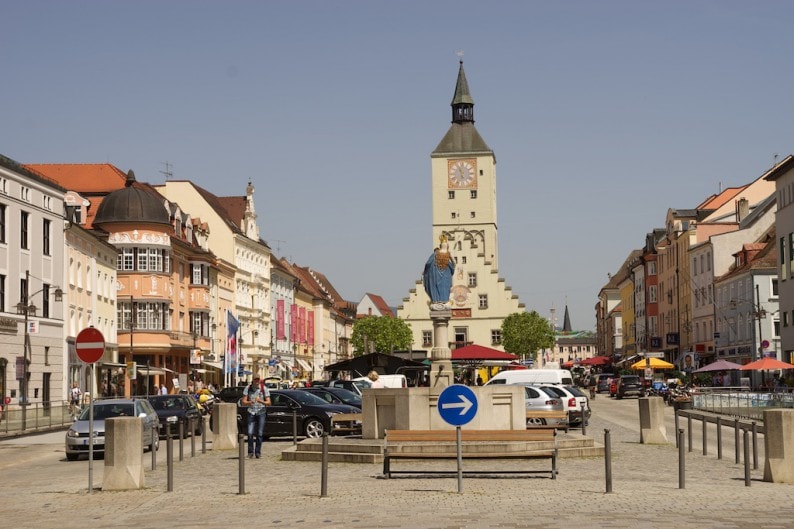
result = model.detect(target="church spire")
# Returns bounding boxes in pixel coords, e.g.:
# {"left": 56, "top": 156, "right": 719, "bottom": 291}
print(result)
{"left": 451, "top": 60, "right": 474, "bottom": 124}
{"left": 562, "top": 305, "right": 572, "bottom": 333}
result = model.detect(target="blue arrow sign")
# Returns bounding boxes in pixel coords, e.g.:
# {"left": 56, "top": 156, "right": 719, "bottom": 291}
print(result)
{"left": 437, "top": 384, "right": 478, "bottom": 426}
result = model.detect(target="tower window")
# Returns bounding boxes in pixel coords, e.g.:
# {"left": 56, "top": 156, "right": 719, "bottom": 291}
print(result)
{"left": 451, "top": 212, "right": 457, "bottom": 219}
{"left": 470, "top": 190, "right": 477, "bottom": 199}
{"left": 470, "top": 212, "right": 476, "bottom": 218}
{"left": 448, "top": 191, "right": 455, "bottom": 199}
{"left": 422, "top": 330, "right": 432, "bottom": 347}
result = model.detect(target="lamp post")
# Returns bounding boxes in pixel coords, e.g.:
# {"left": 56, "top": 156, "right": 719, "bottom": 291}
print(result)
{"left": 17, "top": 270, "right": 62, "bottom": 431}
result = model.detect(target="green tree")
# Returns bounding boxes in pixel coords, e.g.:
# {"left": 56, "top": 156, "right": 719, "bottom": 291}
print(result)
{"left": 501, "top": 311, "right": 555, "bottom": 363}
{"left": 351, "top": 316, "right": 413, "bottom": 356}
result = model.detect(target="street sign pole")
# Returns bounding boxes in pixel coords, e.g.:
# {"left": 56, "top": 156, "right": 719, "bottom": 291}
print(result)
{"left": 75, "top": 327, "right": 105, "bottom": 495}
{"left": 437, "top": 385, "right": 478, "bottom": 494}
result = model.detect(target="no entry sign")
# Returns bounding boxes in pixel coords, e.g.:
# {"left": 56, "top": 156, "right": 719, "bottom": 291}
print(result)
{"left": 75, "top": 327, "right": 106, "bottom": 364}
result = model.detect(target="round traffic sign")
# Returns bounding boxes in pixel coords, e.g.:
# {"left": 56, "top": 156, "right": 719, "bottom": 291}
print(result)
{"left": 75, "top": 327, "right": 106, "bottom": 364}
{"left": 437, "top": 384, "right": 478, "bottom": 426}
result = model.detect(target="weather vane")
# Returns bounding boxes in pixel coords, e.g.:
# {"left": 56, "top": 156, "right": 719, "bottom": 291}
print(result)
{"left": 455, "top": 50, "right": 464, "bottom": 62}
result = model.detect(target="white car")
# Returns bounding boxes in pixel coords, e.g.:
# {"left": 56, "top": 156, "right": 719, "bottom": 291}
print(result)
{"left": 530, "top": 384, "right": 590, "bottom": 426}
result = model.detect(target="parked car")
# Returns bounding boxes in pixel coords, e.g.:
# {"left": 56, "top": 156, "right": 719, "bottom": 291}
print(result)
{"left": 513, "top": 384, "right": 568, "bottom": 428}
{"left": 616, "top": 375, "right": 645, "bottom": 399}
{"left": 596, "top": 373, "right": 615, "bottom": 394}
{"left": 148, "top": 394, "right": 203, "bottom": 437}
{"left": 328, "top": 378, "right": 372, "bottom": 396}
{"left": 217, "top": 385, "right": 247, "bottom": 403}
{"left": 65, "top": 398, "right": 160, "bottom": 461}
{"left": 236, "top": 389, "right": 360, "bottom": 438}
{"left": 531, "top": 384, "right": 590, "bottom": 426}
{"left": 299, "top": 386, "right": 362, "bottom": 409}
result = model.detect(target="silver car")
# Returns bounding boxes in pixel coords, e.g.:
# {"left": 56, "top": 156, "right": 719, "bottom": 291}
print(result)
{"left": 65, "top": 398, "right": 160, "bottom": 461}
{"left": 514, "top": 384, "right": 568, "bottom": 428}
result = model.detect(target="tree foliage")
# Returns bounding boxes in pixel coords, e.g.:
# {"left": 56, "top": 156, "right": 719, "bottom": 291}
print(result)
{"left": 351, "top": 316, "right": 413, "bottom": 356}
{"left": 501, "top": 311, "right": 555, "bottom": 363}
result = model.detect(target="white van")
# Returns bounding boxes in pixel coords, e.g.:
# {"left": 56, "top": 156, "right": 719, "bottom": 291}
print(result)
{"left": 484, "top": 369, "right": 573, "bottom": 386}
{"left": 352, "top": 374, "right": 408, "bottom": 389}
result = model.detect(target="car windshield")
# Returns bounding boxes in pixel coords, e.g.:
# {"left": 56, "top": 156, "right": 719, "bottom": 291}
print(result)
{"left": 565, "top": 386, "right": 586, "bottom": 397}
{"left": 326, "top": 388, "right": 361, "bottom": 406}
{"left": 283, "top": 391, "right": 330, "bottom": 406}
{"left": 623, "top": 377, "right": 640, "bottom": 383}
{"left": 80, "top": 403, "right": 134, "bottom": 420}
{"left": 352, "top": 380, "right": 371, "bottom": 392}
{"left": 150, "top": 397, "right": 187, "bottom": 410}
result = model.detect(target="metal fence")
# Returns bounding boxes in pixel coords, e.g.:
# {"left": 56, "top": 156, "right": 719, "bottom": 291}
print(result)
{"left": 692, "top": 388, "right": 794, "bottom": 421}
{"left": 0, "top": 400, "right": 74, "bottom": 436}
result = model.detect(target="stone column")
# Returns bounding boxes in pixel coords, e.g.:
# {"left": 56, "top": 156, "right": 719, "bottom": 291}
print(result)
{"left": 764, "top": 409, "right": 794, "bottom": 483}
{"left": 213, "top": 402, "right": 239, "bottom": 450}
{"left": 103, "top": 417, "right": 145, "bottom": 490}
{"left": 430, "top": 309, "right": 454, "bottom": 388}
{"left": 638, "top": 397, "right": 667, "bottom": 444}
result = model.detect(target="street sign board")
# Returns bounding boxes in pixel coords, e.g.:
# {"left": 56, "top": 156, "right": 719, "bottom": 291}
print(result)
{"left": 643, "top": 352, "right": 666, "bottom": 358}
{"left": 437, "top": 384, "right": 478, "bottom": 426}
{"left": 75, "top": 327, "right": 105, "bottom": 364}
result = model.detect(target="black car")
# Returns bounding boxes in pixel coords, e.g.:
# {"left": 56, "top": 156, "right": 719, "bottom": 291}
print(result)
{"left": 299, "top": 386, "right": 362, "bottom": 409}
{"left": 236, "top": 389, "right": 359, "bottom": 438}
{"left": 616, "top": 375, "right": 645, "bottom": 399}
{"left": 148, "top": 394, "right": 203, "bottom": 437}
{"left": 217, "top": 385, "right": 247, "bottom": 403}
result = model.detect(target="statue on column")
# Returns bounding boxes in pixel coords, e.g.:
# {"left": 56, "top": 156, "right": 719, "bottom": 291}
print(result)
{"left": 423, "top": 234, "right": 455, "bottom": 311}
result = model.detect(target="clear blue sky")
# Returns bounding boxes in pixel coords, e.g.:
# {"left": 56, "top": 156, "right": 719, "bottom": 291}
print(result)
{"left": 3, "top": 1, "right": 794, "bottom": 332}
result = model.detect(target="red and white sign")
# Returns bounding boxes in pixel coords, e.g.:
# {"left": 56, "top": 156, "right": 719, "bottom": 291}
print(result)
{"left": 75, "top": 327, "right": 105, "bottom": 364}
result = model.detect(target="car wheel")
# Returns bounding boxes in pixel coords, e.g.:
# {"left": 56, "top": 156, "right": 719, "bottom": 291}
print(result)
{"left": 304, "top": 418, "right": 325, "bottom": 438}
{"left": 66, "top": 452, "right": 79, "bottom": 461}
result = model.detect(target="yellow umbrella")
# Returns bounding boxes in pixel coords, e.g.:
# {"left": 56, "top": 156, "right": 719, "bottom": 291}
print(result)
{"left": 631, "top": 357, "right": 675, "bottom": 370}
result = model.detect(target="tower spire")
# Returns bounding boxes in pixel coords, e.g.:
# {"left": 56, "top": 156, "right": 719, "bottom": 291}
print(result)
{"left": 451, "top": 60, "right": 474, "bottom": 124}
{"left": 562, "top": 304, "right": 572, "bottom": 333}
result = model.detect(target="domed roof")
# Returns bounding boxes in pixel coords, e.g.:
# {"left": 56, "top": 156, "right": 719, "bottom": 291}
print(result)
{"left": 94, "top": 170, "right": 170, "bottom": 226}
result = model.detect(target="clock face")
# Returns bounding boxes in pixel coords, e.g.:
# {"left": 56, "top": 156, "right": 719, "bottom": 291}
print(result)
{"left": 448, "top": 159, "right": 476, "bottom": 188}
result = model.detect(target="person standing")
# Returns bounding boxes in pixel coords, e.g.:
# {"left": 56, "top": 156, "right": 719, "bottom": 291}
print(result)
{"left": 367, "top": 371, "right": 384, "bottom": 388}
{"left": 69, "top": 382, "right": 82, "bottom": 416}
{"left": 159, "top": 383, "right": 168, "bottom": 395}
{"left": 242, "top": 375, "right": 271, "bottom": 458}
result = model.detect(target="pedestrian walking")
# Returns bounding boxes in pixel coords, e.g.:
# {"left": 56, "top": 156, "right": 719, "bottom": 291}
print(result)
{"left": 69, "top": 382, "right": 82, "bottom": 417}
{"left": 242, "top": 375, "right": 271, "bottom": 458}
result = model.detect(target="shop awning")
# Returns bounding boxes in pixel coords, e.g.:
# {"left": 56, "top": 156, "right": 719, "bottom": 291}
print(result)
{"left": 201, "top": 361, "right": 223, "bottom": 370}
{"left": 296, "top": 358, "right": 312, "bottom": 371}
{"left": 136, "top": 366, "right": 175, "bottom": 376}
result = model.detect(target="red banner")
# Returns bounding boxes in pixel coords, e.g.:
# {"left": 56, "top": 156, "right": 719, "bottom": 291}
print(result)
{"left": 290, "top": 303, "right": 297, "bottom": 342}
{"left": 308, "top": 311, "right": 314, "bottom": 346}
{"left": 299, "top": 307, "right": 306, "bottom": 344}
{"left": 276, "top": 299, "right": 285, "bottom": 340}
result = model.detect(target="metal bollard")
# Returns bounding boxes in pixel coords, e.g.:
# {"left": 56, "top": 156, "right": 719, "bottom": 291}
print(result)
{"left": 604, "top": 429, "right": 613, "bottom": 494}
{"left": 238, "top": 433, "right": 246, "bottom": 495}
{"left": 734, "top": 418, "right": 741, "bottom": 464}
{"left": 151, "top": 425, "right": 157, "bottom": 470}
{"left": 678, "top": 429, "right": 685, "bottom": 489}
{"left": 716, "top": 417, "right": 722, "bottom": 460}
{"left": 674, "top": 410, "right": 680, "bottom": 448}
{"left": 179, "top": 421, "right": 184, "bottom": 462}
{"left": 702, "top": 416, "right": 708, "bottom": 456}
{"left": 321, "top": 433, "right": 329, "bottom": 497}
{"left": 166, "top": 429, "right": 174, "bottom": 492}
{"left": 687, "top": 415, "right": 693, "bottom": 453}
{"left": 293, "top": 411, "right": 298, "bottom": 445}
{"left": 744, "top": 430, "right": 751, "bottom": 487}
{"left": 581, "top": 407, "right": 587, "bottom": 436}
{"left": 752, "top": 421, "right": 758, "bottom": 470}
{"left": 190, "top": 417, "right": 196, "bottom": 458}
{"left": 201, "top": 415, "right": 207, "bottom": 454}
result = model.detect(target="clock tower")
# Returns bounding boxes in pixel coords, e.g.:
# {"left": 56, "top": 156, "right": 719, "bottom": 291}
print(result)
{"left": 398, "top": 61, "right": 524, "bottom": 353}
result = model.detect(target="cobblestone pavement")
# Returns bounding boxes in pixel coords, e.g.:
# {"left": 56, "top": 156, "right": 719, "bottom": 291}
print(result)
{"left": 1, "top": 397, "right": 792, "bottom": 529}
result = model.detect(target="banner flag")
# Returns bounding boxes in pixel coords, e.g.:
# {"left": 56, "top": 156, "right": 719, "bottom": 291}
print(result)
{"left": 226, "top": 310, "right": 240, "bottom": 374}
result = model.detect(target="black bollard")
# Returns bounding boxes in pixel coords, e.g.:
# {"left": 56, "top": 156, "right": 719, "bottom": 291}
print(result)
{"left": 321, "top": 433, "right": 329, "bottom": 497}
{"left": 151, "top": 424, "right": 157, "bottom": 471}
{"left": 166, "top": 429, "right": 174, "bottom": 492}
{"left": 702, "top": 416, "right": 708, "bottom": 456}
{"left": 744, "top": 430, "right": 751, "bottom": 487}
{"left": 581, "top": 406, "right": 587, "bottom": 436}
{"left": 201, "top": 415, "right": 207, "bottom": 454}
{"left": 178, "top": 420, "right": 184, "bottom": 462}
{"left": 190, "top": 417, "right": 196, "bottom": 458}
{"left": 604, "top": 429, "right": 613, "bottom": 494}
{"left": 716, "top": 417, "right": 722, "bottom": 460}
{"left": 752, "top": 421, "right": 759, "bottom": 470}
{"left": 734, "top": 418, "right": 741, "bottom": 464}
{"left": 292, "top": 411, "right": 298, "bottom": 445}
{"left": 674, "top": 410, "right": 680, "bottom": 448}
{"left": 678, "top": 429, "right": 685, "bottom": 489}
{"left": 238, "top": 433, "right": 246, "bottom": 495}
{"left": 687, "top": 415, "right": 693, "bottom": 453}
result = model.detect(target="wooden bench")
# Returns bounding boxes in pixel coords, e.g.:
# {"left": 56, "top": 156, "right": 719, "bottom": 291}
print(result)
{"left": 330, "top": 413, "right": 362, "bottom": 436}
{"left": 382, "top": 428, "right": 558, "bottom": 479}
{"left": 526, "top": 410, "right": 569, "bottom": 431}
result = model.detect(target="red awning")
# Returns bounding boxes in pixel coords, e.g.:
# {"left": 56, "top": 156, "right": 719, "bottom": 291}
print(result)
{"left": 451, "top": 344, "right": 518, "bottom": 361}
{"left": 581, "top": 356, "right": 611, "bottom": 366}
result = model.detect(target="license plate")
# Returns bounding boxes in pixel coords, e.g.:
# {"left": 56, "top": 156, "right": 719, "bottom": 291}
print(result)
{"left": 82, "top": 437, "right": 100, "bottom": 446}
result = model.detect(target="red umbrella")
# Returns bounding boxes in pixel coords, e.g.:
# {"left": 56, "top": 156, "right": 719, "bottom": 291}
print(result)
{"left": 581, "top": 356, "right": 610, "bottom": 366}
{"left": 451, "top": 344, "right": 518, "bottom": 361}
{"left": 740, "top": 357, "right": 794, "bottom": 371}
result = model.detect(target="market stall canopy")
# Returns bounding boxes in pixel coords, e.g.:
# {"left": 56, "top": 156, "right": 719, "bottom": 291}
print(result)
{"left": 451, "top": 344, "right": 518, "bottom": 361}
{"left": 739, "top": 357, "right": 794, "bottom": 371}
{"left": 693, "top": 359, "right": 743, "bottom": 373}
{"left": 324, "top": 352, "right": 428, "bottom": 378}
{"left": 631, "top": 358, "right": 675, "bottom": 370}
{"left": 581, "top": 356, "right": 611, "bottom": 366}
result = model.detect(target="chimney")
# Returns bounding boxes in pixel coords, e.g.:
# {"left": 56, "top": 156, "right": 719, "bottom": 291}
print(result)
{"left": 736, "top": 198, "right": 750, "bottom": 222}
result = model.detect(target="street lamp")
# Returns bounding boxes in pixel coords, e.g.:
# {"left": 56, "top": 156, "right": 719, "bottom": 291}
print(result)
{"left": 16, "top": 270, "right": 62, "bottom": 431}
